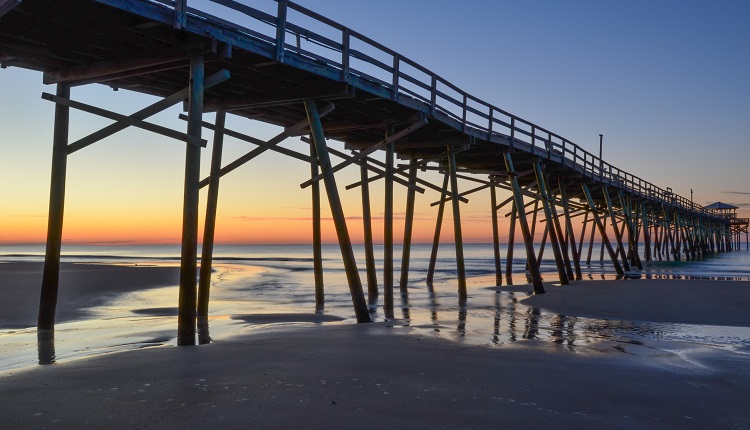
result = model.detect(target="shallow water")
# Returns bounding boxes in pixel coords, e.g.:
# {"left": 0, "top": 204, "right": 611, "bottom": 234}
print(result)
{"left": 1, "top": 244, "right": 749, "bottom": 373}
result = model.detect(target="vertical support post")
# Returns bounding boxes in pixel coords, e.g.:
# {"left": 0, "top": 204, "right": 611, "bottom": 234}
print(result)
{"left": 197, "top": 109, "right": 226, "bottom": 318}
{"left": 532, "top": 162, "right": 569, "bottom": 285}
{"left": 559, "top": 182, "right": 582, "bottom": 280}
{"left": 426, "top": 173, "right": 449, "bottom": 287}
{"left": 383, "top": 131, "right": 394, "bottom": 311}
{"left": 602, "top": 186, "right": 631, "bottom": 272}
{"left": 177, "top": 56, "right": 204, "bottom": 346}
{"left": 578, "top": 211, "right": 589, "bottom": 262}
{"left": 599, "top": 217, "right": 607, "bottom": 263}
{"left": 547, "top": 179, "right": 574, "bottom": 280}
{"left": 618, "top": 191, "right": 643, "bottom": 270}
{"left": 275, "top": 0, "right": 288, "bottom": 62}
{"left": 399, "top": 159, "right": 418, "bottom": 293}
{"left": 643, "top": 207, "right": 652, "bottom": 262}
{"left": 310, "top": 140, "right": 325, "bottom": 306}
{"left": 582, "top": 184, "right": 624, "bottom": 275}
{"left": 173, "top": 0, "right": 187, "bottom": 29}
{"left": 536, "top": 224, "right": 549, "bottom": 267}
{"left": 304, "top": 99, "right": 370, "bottom": 322}
{"left": 490, "top": 179, "right": 503, "bottom": 286}
{"left": 341, "top": 28, "right": 350, "bottom": 81}
{"left": 586, "top": 211, "right": 596, "bottom": 264}
{"left": 360, "top": 160, "right": 377, "bottom": 304}
{"left": 506, "top": 201, "right": 517, "bottom": 283}
{"left": 448, "top": 146, "right": 467, "bottom": 300}
{"left": 38, "top": 82, "right": 70, "bottom": 331}
{"left": 504, "top": 153, "right": 545, "bottom": 294}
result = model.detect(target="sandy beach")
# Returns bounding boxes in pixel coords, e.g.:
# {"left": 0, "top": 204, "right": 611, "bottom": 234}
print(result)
{"left": 0, "top": 262, "right": 179, "bottom": 329}
{"left": 1, "top": 262, "right": 749, "bottom": 429}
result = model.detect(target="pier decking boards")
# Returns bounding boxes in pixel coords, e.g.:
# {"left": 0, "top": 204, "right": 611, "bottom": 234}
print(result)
{"left": 0, "top": 0, "right": 736, "bottom": 343}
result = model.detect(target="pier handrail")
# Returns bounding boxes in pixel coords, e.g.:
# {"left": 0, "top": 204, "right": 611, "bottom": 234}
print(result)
{"left": 146, "top": 0, "right": 718, "bottom": 219}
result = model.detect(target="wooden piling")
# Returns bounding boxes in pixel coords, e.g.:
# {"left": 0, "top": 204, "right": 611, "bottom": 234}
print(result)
{"left": 303, "top": 99, "right": 370, "bottom": 323}
{"left": 383, "top": 133, "right": 394, "bottom": 311}
{"left": 448, "top": 146, "right": 467, "bottom": 300}
{"left": 582, "top": 184, "right": 624, "bottom": 276}
{"left": 176, "top": 57, "right": 205, "bottom": 346}
{"left": 426, "top": 173, "right": 449, "bottom": 287}
{"left": 559, "top": 182, "right": 583, "bottom": 280}
{"left": 38, "top": 82, "right": 70, "bottom": 331}
{"left": 586, "top": 211, "right": 596, "bottom": 265}
{"left": 504, "top": 153, "right": 545, "bottom": 294}
{"left": 547, "top": 181, "right": 575, "bottom": 280}
{"left": 310, "top": 140, "right": 325, "bottom": 306}
{"left": 505, "top": 201, "right": 517, "bottom": 283}
{"left": 490, "top": 179, "right": 503, "bottom": 286}
{"left": 533, "top": 162, "right": 569, "bottom": 285}
{"left": 399, "top": 159, "right": 419, "bottom": 293}
{"left": 602, "top": 186, "right": 631, "bottom": 272}
{"left": 197, "top": 109, "right": 226, "bottom": 318}
{"left": 360, "top": 160, "right": 378, "bottom": 304}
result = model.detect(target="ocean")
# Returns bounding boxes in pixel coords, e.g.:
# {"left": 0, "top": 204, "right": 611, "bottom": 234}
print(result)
{"left": 1, "top": 243, "right": 749, "bottom": 372}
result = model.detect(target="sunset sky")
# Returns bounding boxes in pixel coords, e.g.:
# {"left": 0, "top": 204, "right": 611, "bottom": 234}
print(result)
{"left": 0, "top": 0, "right": 748, "bottom": 245}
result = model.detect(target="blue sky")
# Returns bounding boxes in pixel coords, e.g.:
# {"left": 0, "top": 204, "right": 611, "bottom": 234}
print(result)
{"left": 0, "top": 0, "right": 748, "bottom": 243}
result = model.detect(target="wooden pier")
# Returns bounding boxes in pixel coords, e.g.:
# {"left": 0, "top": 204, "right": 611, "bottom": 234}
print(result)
{"left": 0, "top": 0, "right": 736, "bottom": 344}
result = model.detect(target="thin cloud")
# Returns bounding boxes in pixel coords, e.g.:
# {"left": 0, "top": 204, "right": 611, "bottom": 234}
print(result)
{"left": 723, "top": 191, "right": 750, "bottom": 196}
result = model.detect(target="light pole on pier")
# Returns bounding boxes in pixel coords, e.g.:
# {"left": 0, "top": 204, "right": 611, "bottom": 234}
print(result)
{"left": 599, "top": 134, "right": 604, "bottom": 176}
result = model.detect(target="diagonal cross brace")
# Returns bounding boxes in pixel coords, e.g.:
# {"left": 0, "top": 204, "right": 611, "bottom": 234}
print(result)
{"left": 344, "top": 153, "right": 468, "bottom": 202}
{"left": 299, "top": 118, "right": 428, "bottom": 189}
{"left": 347, "top": 159, "right": 419, "bottom": 190}
{"left": 179, "top": 114, "right": 315, "bottom": 165}
{"left": 198, "top": 104, "right": 335, "bottom": 188}
{"left": 430, "top": 183, "right": 490, "bottom": 207}
{"left": 298, "top": 135, "right": 425, "bottom": 194}
{"left": 65, "top": 70, "right": 230, "bottom": 154}
{"left": 42, "top": 93, "right": 207, "bottom": 148}
{"left": 350, "top": 144, "right": 471, "bottom": 190}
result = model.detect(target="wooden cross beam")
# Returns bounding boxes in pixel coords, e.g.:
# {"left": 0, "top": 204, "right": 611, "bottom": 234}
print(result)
{"left": 204, "top": 83, "right": 355, "bottom": 112}
{"left": 344, "top": 154, "right": 468, "bottom": 201}
{"left": 430, "top": 183, "right": 490, "bottom": 207}
{"left": 67, "top": 70, "right": 230, "bottom": 154}
{"left": 41, "top": 93, "right": 207, "bottom": 147}
{"left": 298, "top": 136, "right": 424, "bottom": 193}
{"left": 299, "top": 118, "right": 428, "bottom": 189}
{"left": 197, "top": 104, "right": 335, "bottom": 188}
{"left": 179, "top": 114, "right": 316, "bottom": 164}
{"left": 43, "top": 42, "right": 218, "bottom": 86}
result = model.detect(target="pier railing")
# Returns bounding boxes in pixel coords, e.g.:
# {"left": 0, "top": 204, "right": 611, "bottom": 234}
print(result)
{"left": 144, "top": 0, "right": 716, "bottom": 218}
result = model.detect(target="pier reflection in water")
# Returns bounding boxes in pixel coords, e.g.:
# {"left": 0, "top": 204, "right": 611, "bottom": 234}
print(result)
{"left": 366, "top": 281, "right": 734, "bottom": 355}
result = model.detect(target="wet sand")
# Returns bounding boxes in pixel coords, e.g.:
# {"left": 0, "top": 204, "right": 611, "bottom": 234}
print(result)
{"left": 518, "top": 279, "right": 750, "bottom": 327}
{"left": 1, "top": 263, "right": 749, "bottom": 428}
{"left": 0, "top": 262, "right": 179, "bottom": 329}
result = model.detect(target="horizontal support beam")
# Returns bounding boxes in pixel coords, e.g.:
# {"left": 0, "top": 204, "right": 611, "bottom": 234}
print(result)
{"left": 42, "top": 93, "right": 206, "bottom": 147}
{"left": 291, "top": 118, "right": 415, "bottom": 137}
{"left": 43, "top": 42, "right": 216, "bottom": 85}
{"left": 205, "top": 83, "right": 355, "bottom": 112}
